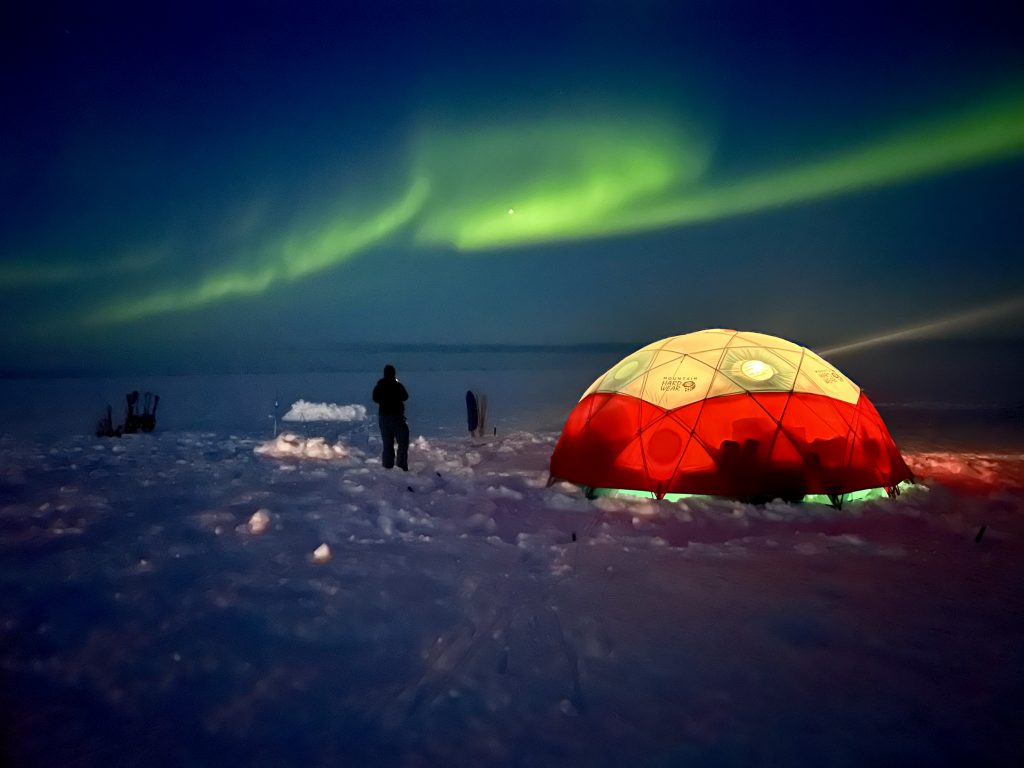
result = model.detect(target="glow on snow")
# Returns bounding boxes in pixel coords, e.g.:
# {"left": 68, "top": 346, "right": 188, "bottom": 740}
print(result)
{"left": 85, "top": 89, "right": 1024, "bottom": 324}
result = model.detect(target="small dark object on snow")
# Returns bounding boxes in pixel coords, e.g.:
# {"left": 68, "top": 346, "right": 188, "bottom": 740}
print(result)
{"left": 95, "top": 405, "right": 121, "bottom": 437}
{"left": 571, "top": 532, "right": 577, "bottom": 542}
{"left": 466, "top": 390, "right": 490, "bottom": 437}
{"left": 975, "top": 525, "right": 987, "bottom": 543}
{"left": 96, "top": 390, "right": 159, "bottom": 437}
{"left": 407, "top": 485, "right": 415, "bottom": 493}
{"left": 466, "top": 390, "right": 478, "bottom": 434}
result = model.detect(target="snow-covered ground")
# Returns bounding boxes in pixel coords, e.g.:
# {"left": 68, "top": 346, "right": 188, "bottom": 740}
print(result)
{"left": 1, "top": 404, "right": 1022, "bottom": 766}
{"left": 2, "top": 343, "right": 1023, "bottom": 766}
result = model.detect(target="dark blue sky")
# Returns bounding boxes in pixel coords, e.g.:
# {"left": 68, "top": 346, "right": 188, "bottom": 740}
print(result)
{"left": 2, "top": 1, "right": 1023, "bottom": 371}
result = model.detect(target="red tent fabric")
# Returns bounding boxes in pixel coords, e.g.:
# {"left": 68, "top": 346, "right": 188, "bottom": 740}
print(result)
{"left": 550, "top": 330, "right": 912, "bottom": 501}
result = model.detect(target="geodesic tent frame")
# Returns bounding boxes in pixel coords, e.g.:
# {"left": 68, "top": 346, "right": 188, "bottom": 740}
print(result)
{"left": 550, "top": 330, "right": 913, "bottom": 504}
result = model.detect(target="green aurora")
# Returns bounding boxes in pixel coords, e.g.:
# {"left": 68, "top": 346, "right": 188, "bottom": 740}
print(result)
{"left": 86, "top": 89, "right": 1024, "bottom": 325}
{"left": 89, "top": 177, "right": 430, "bottom": 325}
{"left": 417, "top": 90, "right": 1024, "bottom": 249}
{"left": 412, "top": 114, "right": 712, "bottom": 251}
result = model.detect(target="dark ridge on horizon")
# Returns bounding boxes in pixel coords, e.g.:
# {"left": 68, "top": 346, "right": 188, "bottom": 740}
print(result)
{"left": 273, "top": 342, "right": 644, "bottom": 353}
{"left": 1, "top": 336, "right": 1022, "bottom": 380}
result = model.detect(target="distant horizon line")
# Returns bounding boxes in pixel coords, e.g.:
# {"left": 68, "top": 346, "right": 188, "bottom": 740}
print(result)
{"left": 1, "top": 337, "right": 1021, "bottom": 380}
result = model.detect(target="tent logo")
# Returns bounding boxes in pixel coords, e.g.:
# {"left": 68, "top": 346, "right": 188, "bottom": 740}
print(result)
{"left": 816, "top": 369, "right": 842, "bottom": 385}
{"left": 661, "top": 376, "right": 696, "bottom": 392}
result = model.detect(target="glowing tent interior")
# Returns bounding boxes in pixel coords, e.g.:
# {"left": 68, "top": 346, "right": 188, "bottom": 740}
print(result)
{"left": 550, "top": 330, "right": 913, "bottom": 505}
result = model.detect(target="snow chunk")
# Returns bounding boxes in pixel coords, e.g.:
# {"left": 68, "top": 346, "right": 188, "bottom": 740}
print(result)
{"left": 486, "top": 485, "right": 524, "bottom": 501}
{"left": 312, "top": 543, "right": 332, "bottom": 563}
{"left": 466, "top": 513, "right": 497, "bottom": 533}
{"left": 248, "top": 509, "right": 271, "bottom": 534}
{"left": 255, "top": 433, "right": 352, "bottom": 460}
{"left": 282, "top": 400, "right": 367, "bottom": 422}
{"left": 545, "top": 492, "right": 588, "bottom": 511}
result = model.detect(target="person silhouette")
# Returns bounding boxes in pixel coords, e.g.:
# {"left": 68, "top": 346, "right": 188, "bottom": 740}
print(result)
{"left": 372, "top": 364, "right": 409, "bottom": 471}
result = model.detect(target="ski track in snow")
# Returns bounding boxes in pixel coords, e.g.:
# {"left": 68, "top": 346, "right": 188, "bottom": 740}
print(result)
{"left": 0, "top": 429, "right": 1022, "bottom": 767}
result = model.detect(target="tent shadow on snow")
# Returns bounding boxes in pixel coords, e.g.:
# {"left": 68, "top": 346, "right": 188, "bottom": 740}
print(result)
{"left": 550, "top": 330, "right": 913, "bottom": 507}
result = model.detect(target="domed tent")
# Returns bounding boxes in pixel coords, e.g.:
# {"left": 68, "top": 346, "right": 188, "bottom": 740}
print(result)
{"left": 550, "top": 330, "right": 912, "bottom": 505}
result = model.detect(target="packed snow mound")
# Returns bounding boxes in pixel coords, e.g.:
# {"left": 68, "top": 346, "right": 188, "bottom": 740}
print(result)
{"left": 254, "top": 432, "right": 356, "bottom": 460}
{"left": 281, "top": 400, "right": 367, "bottom": 422}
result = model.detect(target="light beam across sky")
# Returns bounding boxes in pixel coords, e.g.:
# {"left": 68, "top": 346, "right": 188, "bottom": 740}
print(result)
{"left": 819, "top": 294, "right": 1024, "bottom": 357}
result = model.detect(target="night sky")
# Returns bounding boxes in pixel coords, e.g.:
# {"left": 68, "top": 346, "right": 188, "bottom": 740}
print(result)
{"left": 3, "top": 1, "right": 1023, "bottom": 371}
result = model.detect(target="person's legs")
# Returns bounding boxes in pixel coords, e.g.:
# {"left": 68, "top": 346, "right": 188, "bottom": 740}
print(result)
{"left": 396, "top": 417, "right": 410, "bottom": 471}
{"left": 379, "top": 416, "right": 396, "bottom": 469}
